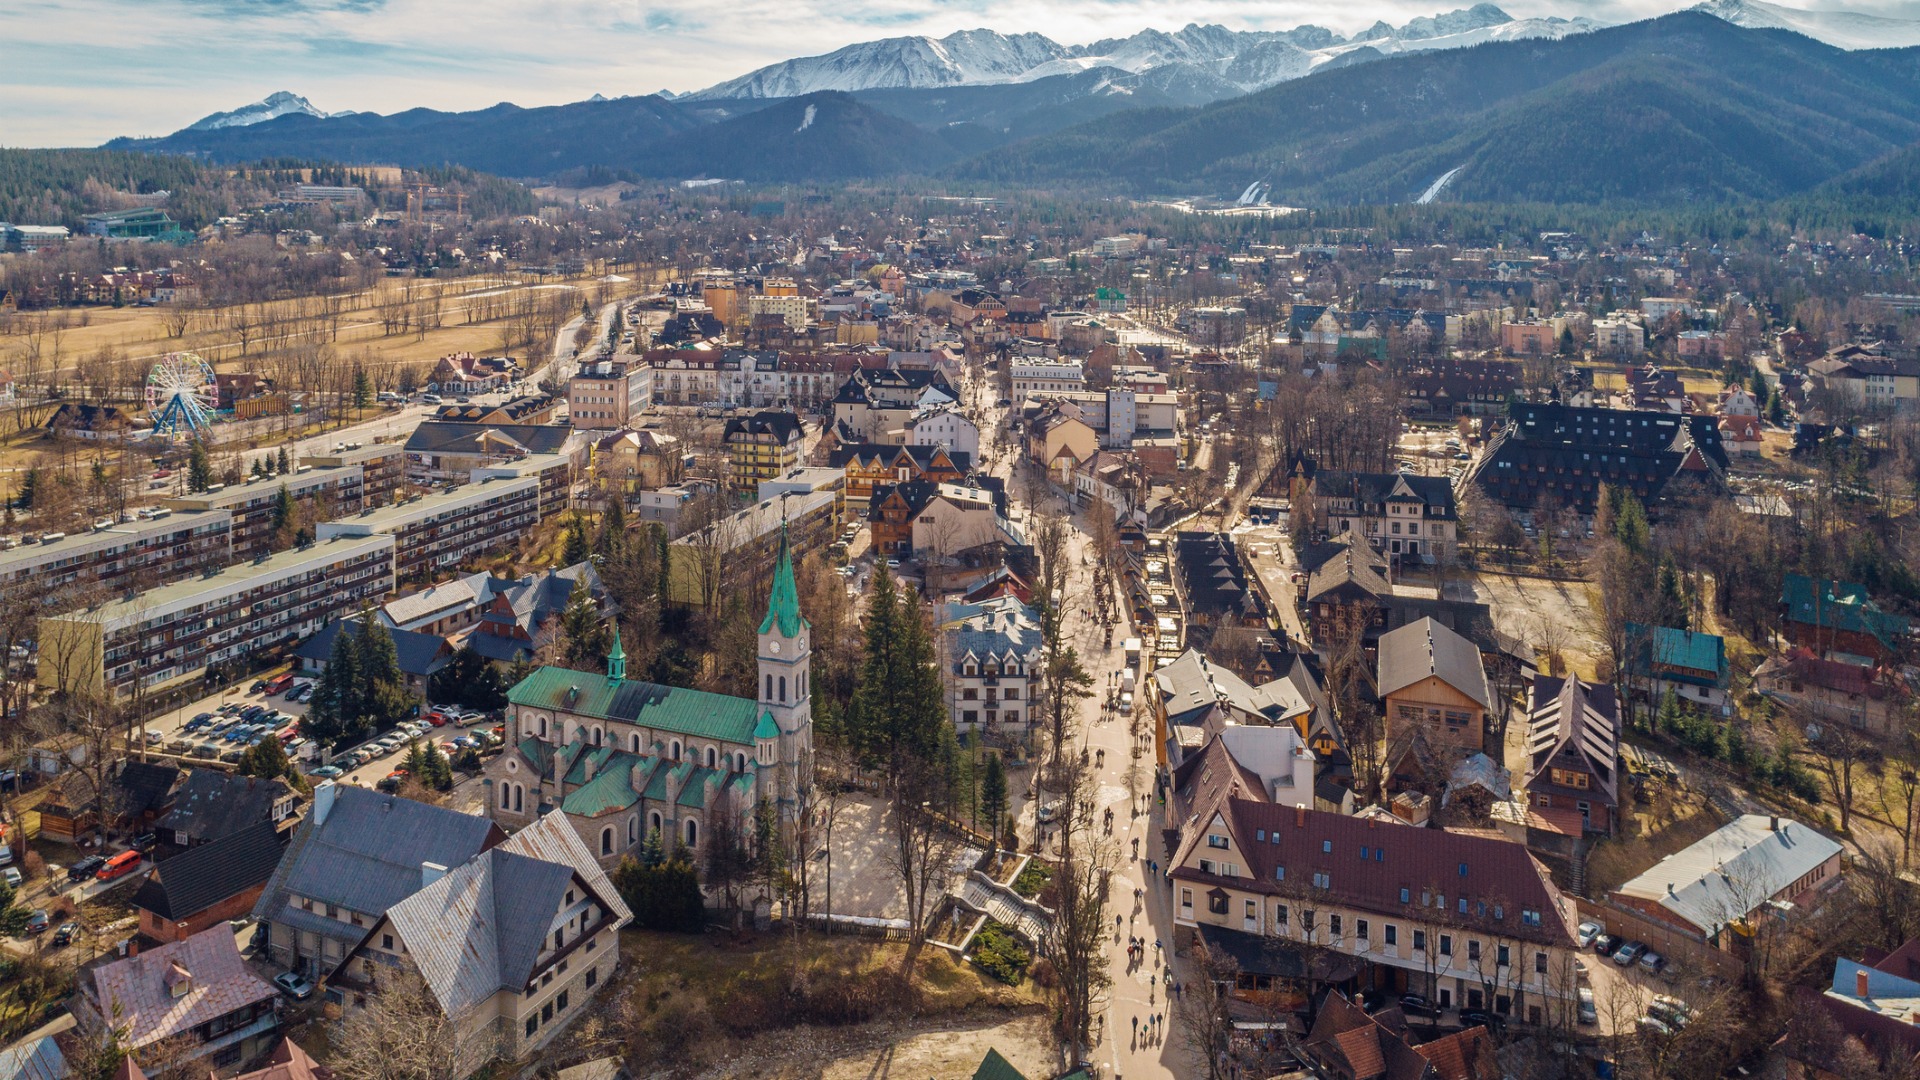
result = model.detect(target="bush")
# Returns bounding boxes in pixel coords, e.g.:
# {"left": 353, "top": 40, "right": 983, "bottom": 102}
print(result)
{"left": 970, "top": 922, "right": 1031, "bottom": 985}
{"left": 1011, "top": 861, "right": 1053, "bottom": 899}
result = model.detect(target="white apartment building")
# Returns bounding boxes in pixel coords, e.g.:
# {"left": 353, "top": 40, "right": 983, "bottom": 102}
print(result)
{"left": 1010, "top": 359, "right": 1086, "bottom": 398}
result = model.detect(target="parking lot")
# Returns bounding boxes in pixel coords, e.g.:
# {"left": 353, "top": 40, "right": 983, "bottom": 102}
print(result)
{"left": 136, "top": 674, "right": 502, "bottom": 792}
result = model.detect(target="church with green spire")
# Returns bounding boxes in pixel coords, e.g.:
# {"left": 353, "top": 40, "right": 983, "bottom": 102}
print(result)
{"left": 482, "top": 525, "right": 812, "bottom": 868}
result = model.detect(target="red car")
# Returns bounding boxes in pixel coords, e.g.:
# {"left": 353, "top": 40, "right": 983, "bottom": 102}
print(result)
{"left": 94, "top": 850, "right": 141, "bottom": 882}
{"left": 424, "top": 712, "right": 447, "bottom": 727}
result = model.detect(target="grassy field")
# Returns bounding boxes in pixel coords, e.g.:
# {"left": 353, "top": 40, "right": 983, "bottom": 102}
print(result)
{"left": 601, "top": 929, "right": 1046, "bottom": 1076}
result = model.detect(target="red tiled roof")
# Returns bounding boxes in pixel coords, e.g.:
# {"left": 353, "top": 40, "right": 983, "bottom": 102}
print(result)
{"left": 1414, "top": 1025, "right": 1499, "bottom": 1080}
{"left": 1177, "top": 802, "right": 1571, "bottom": 947}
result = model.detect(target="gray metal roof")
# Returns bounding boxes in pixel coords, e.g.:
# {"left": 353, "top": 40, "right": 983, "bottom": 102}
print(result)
{"left": 1375, "top": 617, "right": 1491, "bottom": 710}
{"left": 387, "top": 812, "right": 631, "bottom": 1019}
{"left": 1614, "top": 814, "right": 1842, "bottom": 937}
{"left": 254, "top": 784, "right": 500, "bottom": 943}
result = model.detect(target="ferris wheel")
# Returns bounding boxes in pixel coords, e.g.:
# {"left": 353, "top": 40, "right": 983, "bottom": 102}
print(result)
{"left": 146, "top": 352, "right": 218, "bottom": 438}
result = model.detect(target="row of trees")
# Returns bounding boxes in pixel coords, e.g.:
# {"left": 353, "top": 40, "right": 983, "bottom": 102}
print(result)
{"left": 304, "top": 609, "right": 413, "bottom": 749}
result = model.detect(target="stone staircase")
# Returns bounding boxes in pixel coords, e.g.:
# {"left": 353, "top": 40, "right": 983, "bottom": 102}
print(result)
{"left": 954, "top": 860, "right": 1054, "bottom": 943}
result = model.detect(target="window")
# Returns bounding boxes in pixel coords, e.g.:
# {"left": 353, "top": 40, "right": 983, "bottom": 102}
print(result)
{"left": 1322, "top": 840, "right": 1333, "bottom": 854}
{"left": 542, "top": 1003, "right": 553, "bottom": 1023}
{"left": 601, "top": 828, "right": 614, "bottom": 856}
{"left": 1535, "top": 951, "right": 1548, "bottom": 974}
{"left": 1440, "top": 935, "right": 1452, "bottom": 957}
{"left": 1275, "top": 904, "right": 1289, "bottom": 927}
{"left": 1468, "top": 940, "right": 1481, "bottom": 962}
{"left": 685, "top": 819, "right": 697, "bottom": 848}
{"left": 526, "top": 1017, "right": 537, "bottom": 1038}
{"left": 1384, "top": 925, "right": 1397, "bottom": 946}
{"left": 1413, "top": 930, "right": 1426, "bottom": 952}
{"left": 587, "top": 967, "right": 597, "bottom": 988}
{"left": 1312, "top": 871, "right": 1329, "bottom": 889}
{"left": 1275, "top": 866, "right": 1286, "bottom": 881}
{"left": 557, "top": 990, "right": 569, "bottom": 1011}
{"left": 1207, "top": 835, "right": 1229, "bottom": 849}
{"left": 1329, "top": 914, "right": 1343, "bottom": 937}
{"left": 1180, "top": 888, "right": 1193, "bottom": 912}
{"left": 381, "top": 934, "right": 393, "bottom": 951}
{"left": 1356, "top": 919, "right": 1369, "bottom": 941}
{"left": 1497, "top": 944, "right": 1510, "bottom": 967}
{"left": 1256, "top": 830, "right": 1266, "bottom": 842}
{"left": 1399, "top": 887, "right": 1410, "bottom": 903}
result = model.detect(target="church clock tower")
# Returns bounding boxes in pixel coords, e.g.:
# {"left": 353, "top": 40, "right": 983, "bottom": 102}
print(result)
{"left": 756, "top": 522, "right": 812, "bottom": 811}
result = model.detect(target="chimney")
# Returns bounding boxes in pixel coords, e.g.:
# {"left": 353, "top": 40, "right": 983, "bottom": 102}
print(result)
{"left": 582, "top": 754, "right": 597, "bottom": 783}
{"left": 1770, "top": 816, "right": 1780, "bottom": 832}
{"left": 422, "top": 861, "right": 448, "bottom": 889}
{"left": 312, "top": 781, "right": 338, "bottom": 827}
{"left": 1859, "top": 969, "right": 1872, "bottom": 1000}
{"left": 1295, "top": 804, "right": 1307, "bottom": 828}
{"left": 1368, "top": 815, "right": 1378, "bottom": 830}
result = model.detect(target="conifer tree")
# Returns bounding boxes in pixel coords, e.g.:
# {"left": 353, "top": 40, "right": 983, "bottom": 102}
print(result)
{"left": 187, "top": 439, "right": 213, "bottom": 493}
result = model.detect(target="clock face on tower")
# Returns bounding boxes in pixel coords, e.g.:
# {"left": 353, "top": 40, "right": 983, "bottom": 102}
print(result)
{"left": 769, "top": 641, "right": 781, "bottom": 655}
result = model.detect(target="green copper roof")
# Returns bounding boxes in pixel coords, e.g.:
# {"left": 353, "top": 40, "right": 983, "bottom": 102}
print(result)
{"left": 562, "top": 764, "right": 643, "bottom": 818}
{"left": 759, "top": 522, "right": 805, "bottom": 637}
{"left": 509, "top": 665, "right": 762, "bottom": 746}
{"left": 607, "top": 624, "right": 627, "bottom": 680}
{"left": 754, "top": 711, "right": 780, "bottom": 741}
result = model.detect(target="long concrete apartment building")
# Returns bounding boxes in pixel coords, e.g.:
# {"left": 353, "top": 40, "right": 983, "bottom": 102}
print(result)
{"left": 471, "top": 452, "right": 577, "bottom": 521}
{"left": 0, "top": 509, "right": 233, "bottom": 603}
{"left": 39, "top": 535, "right": 396, "bottom": 700}
{"left": 305, "top": 443, "right": 408, "bottom": 508}
{"left": 167, "top": 464, "right": 368, "bottom": 560}
{"left": 318, "top": 475, "right": 540, "bottom": 583}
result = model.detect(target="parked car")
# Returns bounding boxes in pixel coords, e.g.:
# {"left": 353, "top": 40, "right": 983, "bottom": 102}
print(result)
{"left": 0, "top": 842, "right": 11, "bottom": 865}
{"left": 1613, "top": 941, "right": 1647, "bottom": 967}
{"left": 22, "top": 910, "right": 48, "bottom": 936}
{"left": 1637, "top": 1016, "right": 1675, "bottom": 1038}
{"left": 1577, "top": 987, "right": 1597, "bottom": 1026}
{"left": 1592, "top": 934, "right": 1621, "bottom": 957}
{"left": 1647, "top": 995, "right": 1692, "bottom": 1028}
{"left": 1, "top": 867, "right": 19, "bottom": 888}
{"left": 1573, "top": 922, "right": 1602, "bottom": 949}
{"left": 1459, "top": 1010, "right": 1502, "bottom": 1032}
{"left": 1398, "top": 994, "right": 1442, "bottom": 1019}
{"left": 67, "top": 854, "right": 106, "bottom": 882}
{"left": 51, "top": 922, "right": 78, "bottom": 946}
{"left": 193, "top": 742, "right": 221, "bottom": 759}
{"left": 1638, "top": 949, "right": 1667, "bottom": 974}
{"left": 309, "top": 765, "right": 343, "bottom": 779}
{"left": 273, "top": 971, "right": 315, "bottom": 1000}
{"left": 95, "top": 850, "right": 141, "bottom": 882}
{"left": 131, "top": 833, "right": 156, "bottom": 854}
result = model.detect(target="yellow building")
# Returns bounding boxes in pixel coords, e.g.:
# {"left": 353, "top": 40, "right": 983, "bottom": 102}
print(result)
{"left": 724, "top": 411, "right": 805, "bottom": 496}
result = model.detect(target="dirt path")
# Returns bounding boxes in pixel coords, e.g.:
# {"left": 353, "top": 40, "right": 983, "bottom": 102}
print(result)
{"left": 689, "top": 1011, "right": 1054, "bottom": 1080}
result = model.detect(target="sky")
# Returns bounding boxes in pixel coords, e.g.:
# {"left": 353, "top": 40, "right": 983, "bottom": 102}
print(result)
{"left": 0, "top": 0, "right": 1911, "bottom": 146}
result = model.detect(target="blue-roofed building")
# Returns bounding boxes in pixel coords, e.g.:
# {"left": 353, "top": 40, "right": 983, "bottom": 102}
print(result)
{"left": 940, "top": 596, "right": 1043, "bottom": 736}
{"left": 484, "top": 526, "right": 813, "bottom": 866}
{"left": 1626, "top": 623, "right": 1731, "bottom": 714}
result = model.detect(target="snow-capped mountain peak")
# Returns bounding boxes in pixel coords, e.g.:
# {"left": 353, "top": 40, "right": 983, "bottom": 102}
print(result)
{"left": 685, "top": 7, "right": 1601, "bottom": 101}
{"left": 187, "top": 91, "right": 330, "bottom": 131}
{"left": 1690, "top": 0, "right": 1920, "bottom": 49}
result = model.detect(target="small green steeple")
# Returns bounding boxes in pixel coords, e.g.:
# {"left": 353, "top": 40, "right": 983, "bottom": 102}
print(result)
{"left": 759, "top": 521, "right": 803, "bottom": 637}
{"left": 606, "top": 624, "right": 626, "bottom": 681}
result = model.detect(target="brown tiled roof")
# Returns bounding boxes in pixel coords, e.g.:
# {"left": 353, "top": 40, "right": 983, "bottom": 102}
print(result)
{"left": 1413, "top": 1025, "right": 1499, "bottom": 1080}
{"left": 1176, "top": 802, "right": 1571, "bottom": 947}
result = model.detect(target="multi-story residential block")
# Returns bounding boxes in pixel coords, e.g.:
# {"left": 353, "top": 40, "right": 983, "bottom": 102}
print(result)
{"left": 318, "top": 475, "right": 541, "bottom": 583}
{"left": 335, "top": 811, "right": 631, "bottom": 1079}
{"left": 828, "top": 442, "right": 971, "bottom": 504}
{"left": 643, "top": 349, "right": 844, "bottom": 410}
{"left": 724, "top": 411, "right": 805, "bottom": 495}
{"left": 1169, "top": 783, "right": 1578, "bottom": 1024}
{"left": 1009, "top": 358, "right": 1085, "bottom": 398}
{"left": 473, "top": 452, "right": 578, "bottom": 521}
{"left": 254, "top": 782, "right": 505, "bottom": 984}
{"left": 831, "top": 367, "right": 956, "bottom": 442}
{"left": 1524, "top": 676, "right": 1620, "bottom": 836}
{"left": 667, "top": 489, "right": 835, "bottom": 606}
{"left": 0, "top": 509, "right": 232, "bottom": 603}
{"left": 1184, "top": 305, "right": 1248, "bottom": 345}
{"left": 567, "top": 360, "right": 655, "bottom": 430}
{"left": 167, "top": 463, "right": 366, "bottom": 560}
{"left": 1590, "top": 316, "right": 1646, "bottom": 356}
{"left": 906, "top": 405, "right": 980, "bottom": 457}
{"left": 748, "top": 292, "right": 809, "bottom": 329}
{"left": 1464, "top": 403, "right": 1728, "bottom": 512}
{"left": 1377, "top": 617, "right": 1492, "bottom": 757}
{"left": 591, "top": 428, "right": 686, "bottom": 499}
{"left": 305, "top": 443, "right": 407, "bottom": 508}
{"left": 38, "top": 534, "right": 396, "bottom": 700}
{"left": 939, "top": 596, "right": 1041, "bottom": 734}
{"left": 1292, "top": 468, "right": 1459, "bottom": 562}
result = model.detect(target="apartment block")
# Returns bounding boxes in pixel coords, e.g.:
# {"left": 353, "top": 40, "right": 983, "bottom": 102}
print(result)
{"left": 167, "top": 464, "right": 367, "bottom": 560}
{"left": 567, "top": 360, "right": 655, "bottom": 430}
{"left": 39, "top": 535, "right": 396, "bottom": 700}
{"left": 319, "top": 475, "right": 540, "bottom": 583}
{"left": 471, "top": 452, "right": 577, "bottom": 521}
{"left": 305, "top": 443, "right": 408, "bottom": 508}
{"left": 1009, "top": 359, "right": 1085, "bottom": 398}
{"left": 0, "top": 509, "right": 233, "bottom": 603}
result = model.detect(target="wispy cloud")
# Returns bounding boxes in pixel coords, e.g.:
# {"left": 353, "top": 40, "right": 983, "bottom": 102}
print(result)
{"left": 5, "top": 0, "right": 1918, "bottom": 146}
